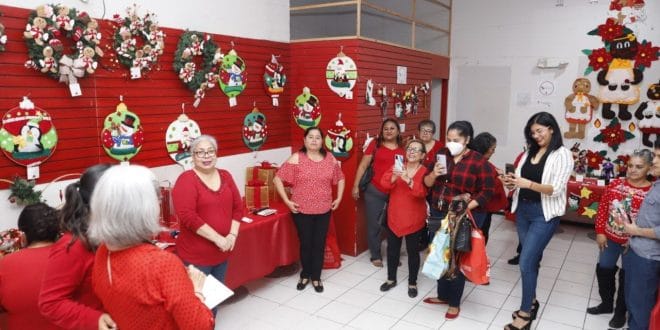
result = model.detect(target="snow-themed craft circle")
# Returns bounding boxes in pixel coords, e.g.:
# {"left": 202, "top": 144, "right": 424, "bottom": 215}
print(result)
{"left": 112, "top": 4, "right": 165, "bottom": 79}
{"left": 292, "top": 87, "right": 321, "bottom": 130}
{"left": 218, "top": 48, "right": 247, "bottom": 107}
{"left": 325, "top": 113, "right": 353, "bottom": 158}
{"left": 165, "top": 113, "right": 201, "bottom": 169}
{"left": 264, "top": 55, "right": 286, "bottom": 106}
{"left": 173, "top": 31, "right": 220, "bottom": 107}
{"left": 101, "top": 100, "right": 144, "bottom": 162}
{"left": 326, "top": 51, "right": 357, "bottom": 99}
{"left": 0, "top": 97, "right": 58, "bottom": 167}
{"left": 242, "top": 108, "right": 268, "bottom": 151}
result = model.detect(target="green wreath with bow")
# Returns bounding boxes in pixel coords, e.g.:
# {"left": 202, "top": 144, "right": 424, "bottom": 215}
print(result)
{"left": 172, "top": 31, "right": 221, "bottom": 107}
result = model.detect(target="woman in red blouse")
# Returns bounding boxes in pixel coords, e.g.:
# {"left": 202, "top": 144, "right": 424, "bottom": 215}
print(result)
{"left": 274, "top": 127, "right": 345, "bottom": 293}
{"left": 378, "top": 139, "right": 428, "bottom": 298}
{"left": 89, "top": 165, "right": 214, "bottom": 330}
{"left": 38, "top": 164, "right": 115, "bottom": 330}
{"left": 588, "top": 149, "right": 653, "bottom": 328}
{"left": 172, "top": 135, "right": 243, "bottom": 287}
{"left": 0, "top": 203, "right": 61, "bottom": 330}
{"left": 352, "top": 118, "right": 404, "bottom": 267}
{"left": 418, "top": 119, "right": 443, "bottom": 168}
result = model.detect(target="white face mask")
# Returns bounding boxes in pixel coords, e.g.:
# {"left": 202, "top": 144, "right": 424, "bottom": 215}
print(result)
{"left": 446, "top": 141, "right": 465, "bottom": 156}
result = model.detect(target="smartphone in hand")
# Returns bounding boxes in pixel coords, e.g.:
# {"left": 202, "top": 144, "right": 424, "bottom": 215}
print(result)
{"left": 394, "top": 154, "right": 404, "bottom": 172}
{"left": 436, "top": 154, "right": 447, "bottom": 169}
{"left": 505, "top": 163, "right": 515, "bottom": 174}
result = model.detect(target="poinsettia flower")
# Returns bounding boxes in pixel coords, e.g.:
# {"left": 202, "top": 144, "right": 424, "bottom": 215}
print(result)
{"left": 597, "top": 18, "right": 624, "bottom": 42}
{"left": 588, "top": 48, "right": 613, "bottom": 71}
{"left": 586, "top": 150, "right": 604, "bottom": 171}
{"left": 634, "top": 42, "right": 659, "bottom": 69}
{"left": 601, "top": 122, "right": 627, "bottom": 147}
{"left": 616, "top": 154, "right": 630, "bottom": 165}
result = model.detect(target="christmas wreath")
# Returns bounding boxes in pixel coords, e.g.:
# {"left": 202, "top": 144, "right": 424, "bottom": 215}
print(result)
{"left": 112, "top": 5, "right": 165, "bottom": 79}
{"left": 23, "top": 4, "right": 103, "bottom": 85}
{"left": 173, "top": 31, "right": 221, "bottom": 107}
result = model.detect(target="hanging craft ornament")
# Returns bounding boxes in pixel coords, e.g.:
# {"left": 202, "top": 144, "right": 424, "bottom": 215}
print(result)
{"left": 392, "top": 89, "right": 404, "bottom": 119}
{"left": 292, "top": 87, "right": 321, "bottom": 130}
{"left": 242, "top": 107, "right": 268, "bottom": 151}
{"left": 263, "top": 54, "right": 286, "bottom": 107}
{"left": 165, "top": 107, "right": 201, "bottom": 169}
{"left": 634, "top": 80, "right": 660, "bottom": 147}
{"left": 219, "top": 47, "right": 247, "bottom": 107}
{"left": 563, "top": 78, "right": 600, "bottom": 139}
{"left": 101, "top": 98, "right": 144, "bottom": 162}
{"left": 326, "top": 48, "right": 358, "bottom": 99}
{"left": 0, "top": 97, "right": 58, "bottom": 170}
{"left": 365, "top": 79, "right": 376, "bottom": 106}
{"left": 378, "top": 85, "right": 389, "bottom": 117}
{"left": 112, "top": 4, "right": 165, "bottom": 80}
{"left": 0, "top": 13, "right": 7, "bottom": 52}
{"left": 593, "top": 118, "right": 635, "bottom": 151}
{"left": 173, "top": 31, "right": 220, "bottom": 108}
{"left": 325, "top": 113, "right": 353, "bottom": 158}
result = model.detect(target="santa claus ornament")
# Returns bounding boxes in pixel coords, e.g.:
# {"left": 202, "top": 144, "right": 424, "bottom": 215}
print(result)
{"left": 325, "top": 113, "right": 353, "bottom": 158}
{"left": 564, "top": 78, "right": 600, "bottom": 139}
{"left": 0, "top": 97, "right": 58, "bottom": 172}
{"left": 219, "top": 48, "right": 247, "bottom": 107}
{"left": 292, "top": 87, "right": 321, "bottom": 130}
{"left": 242, "top": 107, "right": 268, "bottom": 151}
{"left": 326, "top": 49, "right": 358, "bottom": 99}
{"left": 263, "top": 55, "right": 286, "bottom": 107}
{"left": 634, "top": 80, "right": 660, "bottom": 147}
{"left": 101, "top": 98, "right": 144, "bottom": 162}
{"left": 165, "top": 109, "right": 201, "bottom": 169}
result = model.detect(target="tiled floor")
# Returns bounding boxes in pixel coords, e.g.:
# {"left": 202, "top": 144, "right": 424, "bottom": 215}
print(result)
{"left": 215, "top": 214, "right": 619, "bottom": 330}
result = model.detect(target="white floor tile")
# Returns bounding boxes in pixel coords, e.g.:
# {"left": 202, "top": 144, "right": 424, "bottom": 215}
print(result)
{"left": 292, "top": 315, "right": 344, "bottom": 330}
{"left": 558, "top": 269, "right": 595, "bottom": 286}
{"left": 465, "top": 288, "right": 509, "bottom": 308}
{"left": 353, "top": 276, "right": 388, "bottom": 295}
{"left": 457, "top": 301, "right": 499, "bottom": 324}
{"left": 547, "top": 291, "right": 590, "bottom": 312}
{"left": 342, "top": 260, "right": 381, "bottom": 277}
{"left": 553, "top": 280, "right": 593, "bottom": 298}
{"left": 316, "top": 281, "right": 352, "bottom": 300}
{"left": 335, "top": 288, "right": 382, "bottom": 308}
{"left": 562, "top": 260, "right": 596, "bottom": 274}
{"left": 535, "top": 318, "right": 582, "bottom": 330}
{"left": 255, "top": 305, "right": 310, "bottom": 328}
{"left": 583, "top": 313, "right": 616, "bottom": 330}
{"left": 241, "top": 318, "right": 283, "bottom": 330}
{"left": 284, "top": 291, "right": 333, "bottom": 313}
{"left": 348, "top": 310, "right": 399, "bottom": 329}
{"left": 401, "top": 304, "right": 446, "bottom": 329}
{"left": 315, "top": 300, "right": 363, "bottom": 324}
{"left": 368, "top": 296, "right": 416, "bottom": 319}
{"left": 391, "top": 320, "right": 436, "bottom": 330}
{"left": 439, "top": 315, "right": 490, "bottom": 329}
{"left": 540, "top": 304, "right": 586, "bottom": 328}
{"left": 325, "top": 269, "right": 367, "bottom": 288}
{"left": 479, "top": 278, "right": 516, "bottom": 295}
{"left": 249, "top": 282, "right": 301, "bottom": 304}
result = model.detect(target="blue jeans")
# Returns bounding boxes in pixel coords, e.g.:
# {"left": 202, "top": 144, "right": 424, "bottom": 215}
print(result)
{"left": 598, "top": 239, "right": 624, "bottom": 269}
{"left": 516, "top": 201, "right": 559, "bottom": 312}
{"left": 194, "top": 261, "right": 229, "bottom": 284}
{"left": 623, "top": 248, "right": 660, "bottom": 330}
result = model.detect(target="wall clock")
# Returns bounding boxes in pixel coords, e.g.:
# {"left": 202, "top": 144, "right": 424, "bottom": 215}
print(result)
{"left": 539, "top": 80, "right": 555, "bottom": 96}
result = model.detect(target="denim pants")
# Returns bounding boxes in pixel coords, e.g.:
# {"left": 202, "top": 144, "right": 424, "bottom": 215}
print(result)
{"left": 185, "top": 260, "right": 228, "bottom": 316}
{"left": 515, "top": 200, "right": 559, "bottom": 312}
{"left": 623, "top": 248, "right": 660, "bottom": 330}
{"left": 364, "top": 183, "right": 388, "bottom": 260}
{"left": 598, "top": 239, "right": 624, "bottom": 269}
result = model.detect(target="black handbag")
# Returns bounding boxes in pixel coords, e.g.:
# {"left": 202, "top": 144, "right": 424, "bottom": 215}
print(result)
{"left": 421, "top": 216, "right": 445, "bottom": 248}
{"left": 358, "top": 163, "right": 374, "bottom": 191}
{"left": 453, "top": 215, "right": 472, "bottom": 252}
{"left": 377, "top": 201, "right": 388, "bottom": 228}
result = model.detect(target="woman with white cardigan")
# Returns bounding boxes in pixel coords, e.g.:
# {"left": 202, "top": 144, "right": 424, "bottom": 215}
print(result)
{"left": 503, "top": 112, "right": 573, "bottom": 330}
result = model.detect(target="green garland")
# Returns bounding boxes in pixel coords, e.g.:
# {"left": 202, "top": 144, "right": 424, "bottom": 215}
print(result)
{"left": 173, "top": 31, "right": 220, "bottom": 107}
{"left": 112, "top": 5, "right": 165, "bottom": 75}
{"left": 8, "top": 177, "right": 43, "bottom": 206}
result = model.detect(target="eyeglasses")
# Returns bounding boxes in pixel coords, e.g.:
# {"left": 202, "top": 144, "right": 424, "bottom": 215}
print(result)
{"left": 193, "top": 149, "right": 216, "bottom": 158}
{"left": 420, "top": 128, "right": 434, "bottom": 134}
{"left": 406, "top": 147, "right": 423, "bottom": 153}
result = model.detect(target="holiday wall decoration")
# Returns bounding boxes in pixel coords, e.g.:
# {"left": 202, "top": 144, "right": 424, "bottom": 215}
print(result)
{"left": 392, "top": 89, "right": 404, "bottom": 119}
{"left": 173, "top": 31, "right": 220, "bottom": 107}
{"left": 325, "top": 113, "right": 353, "bottom": 158}
{"left": 165, "top": 112, "right": 201, "bottom": 169}
{"left": 378, "top": 85, "right": 389, "bottom": 117}
{"left": 634, "top": 80, "right": 660, "bottom": 147}
{"left": 608, "top": 0, "right": 646, "bottom": 26}
{"left": 564, "top": 78, "right": 600, "bottom": 139}
{"left": 263, "top": 55, "right": 286, "bottom": 106}
{"left": 0, "top": 97, "right": 58, "bottom": 167}
{"left": 365, "top": 79, "right": 376, "bottom": 106}
{"left": 326, "top": 49, "right": 358, "bottom": 99}
{"left": 219, "top": 48, "right": 247, "bottom": 107}
{"left": 0, "top": 13, "right": 7, "bottom": 52}
{"left": 23, "top": 4, "right": 104, "bottom": 97}
{"left": 112, "top": 4, "right": 165, "bottom": 80}
{"left": 593, "top": 117, "right": 635, "bottom": 151}
{"left": 292, "top": 87, "right": 321, "bottom": 130}
{"left": 101, "top": 99, "right": 144, "bottom": 162}
{"left": 242, "top": 107, "right": 268, "bottom": 151}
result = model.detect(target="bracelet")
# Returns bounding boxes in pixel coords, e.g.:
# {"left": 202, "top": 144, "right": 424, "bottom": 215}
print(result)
{"left": 194, "top": 291, "right": 205, "bottom": 301}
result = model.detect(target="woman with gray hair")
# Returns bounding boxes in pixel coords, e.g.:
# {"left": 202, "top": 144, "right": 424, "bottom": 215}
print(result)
{"left": 89, "top": 165, "right": 214, "bottom": 329}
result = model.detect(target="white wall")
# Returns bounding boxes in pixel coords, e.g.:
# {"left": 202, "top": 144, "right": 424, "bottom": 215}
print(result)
{"left": 448, "top": 0, "right": 660, "bottom": 169}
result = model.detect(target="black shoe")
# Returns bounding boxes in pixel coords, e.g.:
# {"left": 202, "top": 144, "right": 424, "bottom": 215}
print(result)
{"left": 506, "top": 312, "right": 532, "bottom": 330}
{"left": 512, "top": 300, "right": 540, "bottom": 321}
{"left": 586, "top": 303, "right": 613, "bottom": 315}
{"left": 408, "top": 286, "right": 418, "bottom": 298}
{"left": 508, "top": 255, "right": 520, "bottom": 265}
{"left": 609, "top": 311, "right": 626, "bottom": 328}
{"left": 296, "top": 278, "right": 309, "bottom": 291}
{"left": 312, "top": 280, "right": 324, "bottom": 293}
{"left": 380, "top": 281, "right": 397, "bottom": 292}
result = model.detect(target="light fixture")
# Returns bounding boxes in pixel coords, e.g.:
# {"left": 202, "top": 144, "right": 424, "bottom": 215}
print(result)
{"left": 556, "top": 0, "right": 564, "bottom": 6}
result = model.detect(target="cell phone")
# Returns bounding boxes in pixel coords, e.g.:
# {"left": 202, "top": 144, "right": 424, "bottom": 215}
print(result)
{"left": 505, "top": 163, "right": 515, "bottom": 174}
{"left": 436, "top": 154, "right": 447, "bottom": 169}
{"left": 394, "top": 154, "right": 404, "bottom": 172}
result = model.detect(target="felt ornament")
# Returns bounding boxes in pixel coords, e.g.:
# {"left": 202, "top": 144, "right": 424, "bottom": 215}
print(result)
{"left": 564, "top": 78, "right": 600, "bottom": 139}
{"left": 173, "top": 31, "right": 220, "bottom": 108}
{"left": 0, "top": 228, "right": 26, "bottom": 257}
{"left": 365, "top": 79, "right": 376, "bottom": 106}
{"left": 580, "top": 202, "right": 599, "bottom": 219}
{"left": 219, "top": 48, "right": 247, "bottom": 107}
{"left": 392, "top": 89, "right": 404, "bottom": 119}
{"left": 608, "top": 0, "right": 646, "bottom": 25}
{"left": 326, "top": 49, "right": 357, "bottom": 99}
{"left": 570, "top": 143, "right": 588, "bottom": 175}
{"left": 378, "top": 85, "right": 389, "bottom": 117}
{"left": 263, "top": 55, "right": 286, "bottom": 107}
{"left": 165, "top": 111, "right": 201, "bottom": 169}
{"left": 634, "top": 80, "right": 660, "bottom": 147}
{"left": 112, "top": 4, "right": 165, "bottom": 80}
{"left": 593, "top": 118, "right": 635, "bottom": 151}
{"left": 568, "top": 193, "right": 580, "bottom": 211}
{"left": 325, "top": 113, "right": 353, "bottom": 158}
{"left": 242, "top": 107, "right": 268, "bottom": 151}
{"left": 585, "top": 150, "right": 607, "bottom": 173}
{"left": 6, "top": 177, "right": 43, "bottom": 205}
{"left": 101, "top": 99, "right": 144, "bottom": 162}
{"left": 0, "top": 14, "right": 7, "bottom": 52}
{"left": 292, "top": 87, "right": 321, "bottom": 130}
{"left": 23, "top": 4, "right": 104, "bottom": 97}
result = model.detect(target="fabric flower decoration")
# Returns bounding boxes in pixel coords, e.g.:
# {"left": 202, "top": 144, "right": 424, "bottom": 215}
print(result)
{"left": 588, "top": 48, "right": 613, "bottom": 71}
{"left": 585, "top": 150, "right": 605, "bottom": 171}
{"left": 597, "top": 19, "right": 624, "bottom": 42}
{"left": 634, "top": 41, "right": 659, "bottom": 69}
{"left": 609, "top": 0, "right": 645, "bottom": 11}
{"left": 593, "top": 118, "right": 635, "bottom": 151}
{"left": 616, "top": 154, "right": 630, "bottom": 165}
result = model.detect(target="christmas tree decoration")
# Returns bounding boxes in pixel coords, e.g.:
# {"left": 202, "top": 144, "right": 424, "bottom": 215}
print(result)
{"left": 378, "top": 85, "right": 389, "bottom": 117}
{"left": 365, "top": 79, "right": 376, "bottom": 106}
{"left": 101, "top": 98, "right": 144, "bottom": 162}
{"left": 242, "top": 107, "right": 268, "bottom": 151}
{"left": 593, "top": 118, "right": 635, "bottom": 151}
{"left": 165, "top": 108, "right": 201, "bottom": 169}
{"left": 23, "top": 4, "right": 104, "bottom": 97}
{"left": 325, "top": 113, "right": 353, "bottom": 158}
{"left": 7, "top": 177, "right": 43, "bottom": 205}
{"left": 263, "top": 55, "right": 286, "bottom": 107}
{"left": 0, "top": 97, "right": 58, "bottom": 167}
{"left": 219, "top": 47, "right": 247, "bottom": 107}
{"left": 563, "top": 78, "right": 600, "bottom": 139}
{"left": 292, "top": 87, "right": 321, "bottom": 130}
{"left": 0, "top": 13, "right": 7, "bottom": 52}
{"left": 112, "top": 4, "right": 165, "bottom": 80}
{"left": 326, "top": 49, "right": 358, "bottom": 99}
{"left": 173, "top": 31, "right": 220, "bottom": 108}
{"left": 634, "top": 80, "right": 660, "bottom": 147}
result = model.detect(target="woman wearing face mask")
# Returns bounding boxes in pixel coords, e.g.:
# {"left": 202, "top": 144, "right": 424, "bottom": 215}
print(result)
{"left": 588, "top": 149, "right": 653, "bottom": 329}
{"left": 503, "top": 112, "right": 573, "bottom": 330}
{"left": 352, "top": 118, "right": 404, "bottom": 268}
{"left": 422, "top": 120, "right": 496, "bottom": 320}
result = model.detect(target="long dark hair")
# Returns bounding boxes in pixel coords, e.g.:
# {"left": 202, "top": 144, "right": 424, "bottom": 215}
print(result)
{"left": 377, "top": 118, "right": 402, "bottom": 147}
{"left": 18, "top": 202, "right": 59, "bottom": 245}
{"left": 447, "top": 120, "right": 475, "bottom": 149}
{"left": 60, "top": 163, "right": 112, "bottom": 250}
{"left": 524, "top": 111, "right": 563, "bottom": 157}
{"left": 299, "top": 126, "right": 327, "bottom": 157}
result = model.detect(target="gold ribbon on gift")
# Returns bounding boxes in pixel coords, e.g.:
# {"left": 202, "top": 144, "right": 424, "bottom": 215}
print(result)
{"left": 58, "top": 55, "right": 85, "bottom": 84}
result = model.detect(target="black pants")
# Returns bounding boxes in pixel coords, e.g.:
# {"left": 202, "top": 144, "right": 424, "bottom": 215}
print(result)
{"left": 292, "top": 211, "right": 331, "bottom": 281}
{"left": 387, "top": 226, "right": 424, "bottom": 285}
{"left": 482, "top": 212, "right": 493, "bottom": 245}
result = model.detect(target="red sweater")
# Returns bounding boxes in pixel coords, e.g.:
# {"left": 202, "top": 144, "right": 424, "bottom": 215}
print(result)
{"left": 173, "top": 169, "right": 243, "bottom": 266}
{"left": 595, "top": 178, "right": 651, "bottom": 244}
{"left": 485, "top": 162, "right": 508, "bottom": 212}
{"left": 38, "top": 233, "right": 103, "bottom": 330}
{"left": 0, "top": 246, "right": 63, "bottom": 330}
{"left": 92, "top": 244, "right": 214, "bottom": 330}
{"left": 380, "top": 165, "right": 428, "bottom": 237}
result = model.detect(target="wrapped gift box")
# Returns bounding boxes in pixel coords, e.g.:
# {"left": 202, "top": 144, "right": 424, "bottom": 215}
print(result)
{"left": 246, "top": 161, "right": 278, "bottom": 202}
{"left": 245, "top": 183, "right": 270, "bottom": 209}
